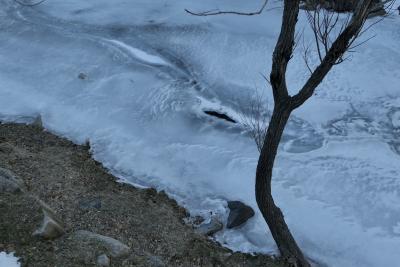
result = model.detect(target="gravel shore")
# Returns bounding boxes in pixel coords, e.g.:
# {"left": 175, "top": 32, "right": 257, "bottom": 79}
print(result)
{"left": 0, "top": 122, "right": 283, "bottom": 267}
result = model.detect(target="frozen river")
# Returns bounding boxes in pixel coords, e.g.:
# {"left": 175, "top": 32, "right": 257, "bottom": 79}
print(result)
{"left": 1, "top": 1, "right": 400, "bottom": 266}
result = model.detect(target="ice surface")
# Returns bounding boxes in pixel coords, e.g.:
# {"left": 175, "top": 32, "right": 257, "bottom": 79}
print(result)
{"left": 0, "top": 252, "right": 20, "bottom": 267}
{"left": 105, "top": 39, "right": 169, "bottom": 66}
{"left": 1, "top": 0, "right": 400, "bottom": 266}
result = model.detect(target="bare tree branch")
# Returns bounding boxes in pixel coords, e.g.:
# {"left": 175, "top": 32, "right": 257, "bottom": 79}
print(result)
{"left": 269, "top": 0, "right": 300, "bottom": 103}
{"left": 185, "top": 0, "right": 269, "bottom": 16}
{"left": 291, "top": 0, "right": 375, "bottom": 109}
{"left": 301, "top": 36, "right": 313, "bottom": 74}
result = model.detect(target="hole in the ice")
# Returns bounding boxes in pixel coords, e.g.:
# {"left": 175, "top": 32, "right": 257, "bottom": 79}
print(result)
{"left": 204, "top": 110, "right": 236, "bottom": 123}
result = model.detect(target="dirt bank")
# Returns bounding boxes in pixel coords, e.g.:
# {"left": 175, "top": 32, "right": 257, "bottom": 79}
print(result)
{"left": 0, "top": 122, "right": 284, "bottom": 267}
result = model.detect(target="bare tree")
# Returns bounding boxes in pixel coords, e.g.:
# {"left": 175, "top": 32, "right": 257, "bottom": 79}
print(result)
{"left": 256, "top": 0, "right": 388, "bottom": 266}
{"left": 188, "top": 0, "right": 391, "bottom": 266}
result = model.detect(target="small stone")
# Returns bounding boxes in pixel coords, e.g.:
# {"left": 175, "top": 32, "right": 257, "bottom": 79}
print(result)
{"left": 195, "top": 217, "right": 223, "bottom": 236}
{"left": 0, "top": 167, "right": 25, "bottom": 193}
{"left": 97, "top": 254, "right": 110, "bottom": 267}
{"left": 33, "top": 206, "right": 64, "bottom": 240}
{"left": 227, "top": 201, "right": 255, "bottom": 229}
{"left": 73, "top": 230, "right": 130, "bottom": 258}
{"left": 78, "top": 72, "right": 87, "bottom": 80}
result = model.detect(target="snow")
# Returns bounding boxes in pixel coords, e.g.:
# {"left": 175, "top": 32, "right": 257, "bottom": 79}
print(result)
{"left": 1, "top": 0, "right": 400, "bottom": 266}
{"left": 0, "top": 252, "right": 20, "bottom": 267}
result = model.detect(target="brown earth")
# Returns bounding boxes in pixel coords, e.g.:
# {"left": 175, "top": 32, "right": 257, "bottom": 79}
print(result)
{"left": 0, "top": 122, "right": 285, "bottom": 267}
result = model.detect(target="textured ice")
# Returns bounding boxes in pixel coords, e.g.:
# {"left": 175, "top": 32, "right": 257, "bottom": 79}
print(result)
{"left": 1, "top": 0, "right": 400, "bottom": 266}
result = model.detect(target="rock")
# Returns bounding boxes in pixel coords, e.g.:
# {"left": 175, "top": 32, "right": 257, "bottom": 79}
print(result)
{"left": 1, "top": 192, "right": 64, "bottom": 246}
{"left": 73, "top": 230, "right": 130, "bottom": 258}
{"left": 227, "top": 201, "right": 255, "bottom": 229}
{"left": 61, "top": 231, "right": 131, "bottom": 265}
{"left": 195, "top": 217, "right": 223, "bottom": 236}
{"left": 97, "top": 254, "right": 110, "bottom": 267}
{"left": 79, "top": 197, "right": 102, "bottom": 210}
{"left": 0, "top": 167, "right": 25, "bottom": 193}
{"left": 33, "top": 200, "right": 64, "bottom": 240}
{"left": 78, "top": 72, "right": 87, "bottom": 80}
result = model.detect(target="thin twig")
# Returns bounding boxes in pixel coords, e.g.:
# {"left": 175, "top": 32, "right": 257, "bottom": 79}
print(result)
{"left": 185, "top": 0, "right": 269, "bottom": 16}
{"left": 301, "top": 35, "right": 313, "bottom": 74}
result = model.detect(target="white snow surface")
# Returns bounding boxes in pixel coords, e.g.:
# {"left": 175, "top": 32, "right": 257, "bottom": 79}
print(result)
{"left": 0, "top": 252, "right": 20, "bottom": 267}
{"left": 1, "top": 1, "right": 400, "bottom": 266}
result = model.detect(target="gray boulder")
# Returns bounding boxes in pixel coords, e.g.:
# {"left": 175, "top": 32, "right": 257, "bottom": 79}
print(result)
{"left": 227, "top": 201, "right": 255, "bottom": 229}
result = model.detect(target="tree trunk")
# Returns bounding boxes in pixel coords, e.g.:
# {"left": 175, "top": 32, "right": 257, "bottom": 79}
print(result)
{"left": 255, "top": 100, "right": 310, "bottom": 267}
